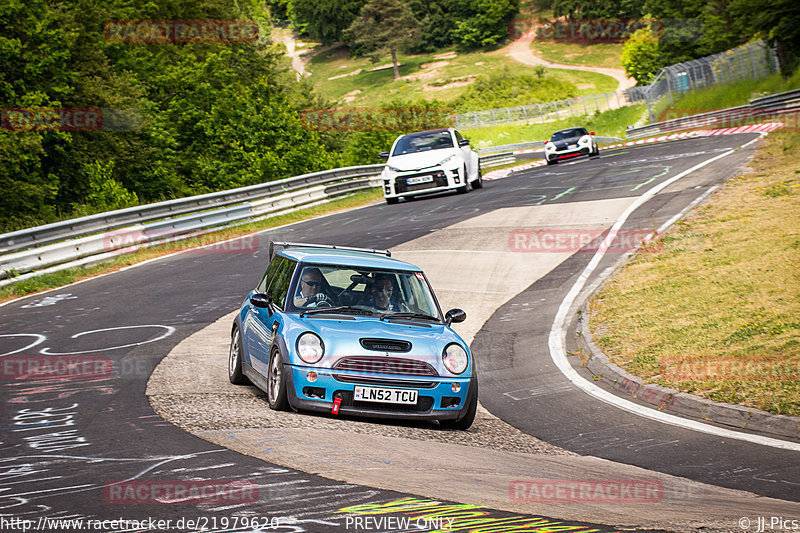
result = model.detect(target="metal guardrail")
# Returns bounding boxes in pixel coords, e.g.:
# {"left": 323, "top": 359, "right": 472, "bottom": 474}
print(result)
{"left": 0, "top": 148, "right": 541, "bottom": 285}
{"left": 625, "top": 88, "right": 800, "bottom": 139}
{"left": 0, "top": 164, "right": 385, "bottom": 254}
{"left": 0, "top": 170, "right": 384, "bottom": 283}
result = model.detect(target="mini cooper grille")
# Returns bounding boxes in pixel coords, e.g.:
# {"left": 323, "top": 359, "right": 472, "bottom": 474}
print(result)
{"left": 360, "top": 338, "right": 411, "bottom": 352}
{"left": 333, "top": 356, "right": 438, "bottom": 377}
{"left": 332, "top": 374, "right": 437, "bottom": 389}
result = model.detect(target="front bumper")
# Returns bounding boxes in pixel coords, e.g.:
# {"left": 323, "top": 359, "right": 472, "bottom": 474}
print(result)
{"left": 285, "top": 363, "right": 474, "bottom": 421}
{"left": 546, "top": 145, "right": 591, "bottom": 160}
{"left": 382, "top": 167, "right": 464, "bottom": 199}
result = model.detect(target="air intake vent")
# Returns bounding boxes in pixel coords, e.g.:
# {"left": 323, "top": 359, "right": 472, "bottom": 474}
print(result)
{"left": 359, "top": 338, "right": 412, "bottom": 353}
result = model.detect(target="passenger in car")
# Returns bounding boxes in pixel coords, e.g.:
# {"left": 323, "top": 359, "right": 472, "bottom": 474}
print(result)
{"left": 367, "top": 274, "right": 409, "bottom": 312}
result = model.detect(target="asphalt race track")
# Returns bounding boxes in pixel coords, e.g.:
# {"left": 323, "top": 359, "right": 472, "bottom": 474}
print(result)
{"left": 1, "top": 132, "right": 798, "bottom": 533}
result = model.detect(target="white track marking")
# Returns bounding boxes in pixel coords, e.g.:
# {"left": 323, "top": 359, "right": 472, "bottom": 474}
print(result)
{"left": 548, "top": 133, "right": 800, "bottom": 451}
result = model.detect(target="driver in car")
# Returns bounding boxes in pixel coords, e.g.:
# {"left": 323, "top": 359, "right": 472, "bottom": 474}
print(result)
{"left": 368, "top": 274, "right": 409, "bottom": 312}
{"left": 294, "top": 267, "right": 332, "bottom": 308}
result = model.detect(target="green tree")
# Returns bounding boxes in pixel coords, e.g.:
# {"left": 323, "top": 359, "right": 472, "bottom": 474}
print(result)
{"left": 731, "top": 0, "right": 800, "bottom": 74}
{"left": 621, "top": 27, "right": 662, "bottom": 85}
{"left": 289, "top": 0, "right": 366, "bottom": 43}
{"left": 451, "top": 0, "right": 520, "bottom": 49}
{"left": 552, "top": 0, "right": 643, "bottom": 19}
{"left": 346, "top": 0, "right": 421, "bottom": 80}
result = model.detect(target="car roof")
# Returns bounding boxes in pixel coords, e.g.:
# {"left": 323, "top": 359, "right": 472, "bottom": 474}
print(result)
{"left": 553, "top": 127, "right": 586, "bottom": 134}
{"left": 278, "top": 247, "right": 423, "bottom": 271}
{"left": 401, "top": 128, "right": 452, "bottom": 137}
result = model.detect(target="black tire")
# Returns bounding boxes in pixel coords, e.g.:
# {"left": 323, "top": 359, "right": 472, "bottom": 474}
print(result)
{"left": 456, "top": 165, "right": 470, "bottom": 194}
{"left": 472, "top": 166, "right": 483, "bottom": 189}
{"left": 267, "top": 348, "right": 288, "bottom": 411}
{"left": 386, "top": 197, "right": 399, "bottom": 205}
{"left": 440, "top": 380, "right": 478, "bottom": 430}
{"left": 228, "top": 326, "right": 249, "bottom": 385}
{"left": 546, "top": 157, "right": 557, "bottom": 166}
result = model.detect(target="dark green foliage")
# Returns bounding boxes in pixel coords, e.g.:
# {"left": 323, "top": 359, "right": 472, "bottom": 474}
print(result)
{"left": 552, "top": 0, "right": 644, "bottom": 19}
{"left": 636, "top": 0, "right": 800, "bottom": 76}
{"left": 289, "top": 0, "right": 367, "bottom": 43}
{"left": 0, "top": 0, "right": 337, "bottom": 232}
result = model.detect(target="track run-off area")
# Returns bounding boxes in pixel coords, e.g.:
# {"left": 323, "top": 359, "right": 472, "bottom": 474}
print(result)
{"left": 1, "top": 129, "right": 798, "bottom": 533}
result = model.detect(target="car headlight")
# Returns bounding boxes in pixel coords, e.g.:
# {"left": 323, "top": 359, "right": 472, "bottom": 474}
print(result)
{"left": 438, "top": 154, "right": 456, "bottom": 166}
{"left": 442, "top": 343, "right": 468, "bottom": 374}
{"left": 578, "top": 135, "right": 590, "bottom": 144}
{"left": 297, "top": 332, "right": 324, "bottom": 364}
{"left": 545, "top": 142, "right": 555, "bottom": 150}
{"left": 386, "top": 165, "right": 403, "bottom": 172}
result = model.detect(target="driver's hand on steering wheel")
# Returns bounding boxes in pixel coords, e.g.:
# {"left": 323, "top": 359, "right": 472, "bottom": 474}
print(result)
{"left": 305, "top": 293, "right": 330, "bottom": 307}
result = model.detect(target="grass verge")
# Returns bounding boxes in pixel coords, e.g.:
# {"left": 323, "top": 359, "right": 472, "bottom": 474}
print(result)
{"left": 463, "top": 103, "right": 646, "bottom": 147}
{"left": 0, "top": 189, "right": 383, "bottom": 304}
{"left": 307, "top": 45, "right": 618, "bottom": 108}
{"left": 589, "top": 130, "right": 800, "bottom": 416}
{"left": 530, "top": 41, "right": 624, "bottom": 70}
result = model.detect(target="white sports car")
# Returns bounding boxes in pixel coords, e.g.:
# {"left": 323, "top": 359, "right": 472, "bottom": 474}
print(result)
{"left": 379, "top": 128, "right": 482, "bottom": 204}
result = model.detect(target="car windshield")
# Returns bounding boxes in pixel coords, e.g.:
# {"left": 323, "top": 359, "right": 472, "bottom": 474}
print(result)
{"left": 288, "top": 264, "right": 441, "bottom": 320}
{"left": 392, "top": 131, "right": 454, "bottom": 156}
{"left": 550, "top": 128, "right": 586, "bottom": 141}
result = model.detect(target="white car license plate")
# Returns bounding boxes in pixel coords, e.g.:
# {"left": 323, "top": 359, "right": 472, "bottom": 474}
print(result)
{"left": 353, "top": 386, "right": 418, "bottom": 404}
{"left": 406, "top": 175, "right": 433, "bottom": 185}
{"left": 569, "top": 144, "right": 577, "bottom": 149}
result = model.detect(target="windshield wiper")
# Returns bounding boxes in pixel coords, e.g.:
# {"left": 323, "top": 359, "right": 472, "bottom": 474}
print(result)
{"left": 301, "top": 306, "right": 375, "bottom": 317}
{"left": 380, "top": 312, "right": 440, "bottom": 322}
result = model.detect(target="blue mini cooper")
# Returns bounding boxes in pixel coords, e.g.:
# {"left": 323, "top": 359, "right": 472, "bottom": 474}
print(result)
{"left": 228, "top": 242, "right": 478, "bottom": 429}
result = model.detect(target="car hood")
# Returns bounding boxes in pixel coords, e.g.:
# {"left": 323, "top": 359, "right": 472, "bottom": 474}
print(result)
{"left": 387, "top": 149, "right": 459, "bottom": 171}
{"left": 284, "top": 314, "right": 469, "bottom": 375}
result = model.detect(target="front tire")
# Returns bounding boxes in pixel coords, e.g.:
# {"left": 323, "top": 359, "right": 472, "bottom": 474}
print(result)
{"left": 546, "top": 156, "right": 557, "bottom": 166}
{"left": 456, "top": 164, "right": 470, "bottom": 194}
{"left": 228, "top": 326, "right": 249, "bottom": 385}
{"left": 267, "top": 348, "right": 288, "bottom": 411}
{"left": 472, "top": 166, "right": 483, "bottom": 189}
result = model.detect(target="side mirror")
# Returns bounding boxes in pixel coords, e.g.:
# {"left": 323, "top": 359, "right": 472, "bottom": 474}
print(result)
{"left": 590, "top": 131, "right": 595, "bottom": 135}
{"left": 458, "top": 139, "right": 470, "bottom": 147}
{"left": 250, "top": 293, "right": 272, "bottom": 309}
{"left": 445, "top": 308, "right": 467, "bottom": 325}
{"left": 378, "top": 152, "right": 390, "bottom": 159}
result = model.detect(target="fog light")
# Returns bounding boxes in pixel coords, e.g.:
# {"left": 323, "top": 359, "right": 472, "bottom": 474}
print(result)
{"left": 307, "top": 371, "right": 317, "bottom": 382}
{"left": 451, "top": 383, "right": 461, "bottom": 393}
